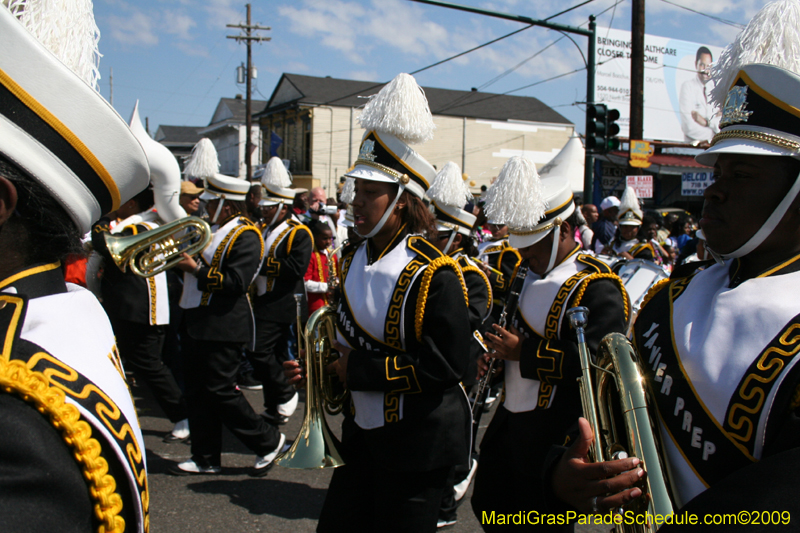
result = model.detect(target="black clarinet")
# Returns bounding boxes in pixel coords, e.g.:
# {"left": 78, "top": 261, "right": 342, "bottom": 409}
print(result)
{"left": 471, "top": 261, "right": 529, "bottom": 440}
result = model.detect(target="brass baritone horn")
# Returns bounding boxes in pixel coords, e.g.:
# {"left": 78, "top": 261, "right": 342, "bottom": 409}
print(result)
{"left": 566, "top": 307, "right": 675, "bottom": 532}
{"left": 276, "top": 305, "right": 347, "bottom": 469}
{"left": 105, "top": 216, "right": 212, "bottom": 278}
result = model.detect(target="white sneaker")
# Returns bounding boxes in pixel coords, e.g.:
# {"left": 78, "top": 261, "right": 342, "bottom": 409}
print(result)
{"left": 164, "top": 418, "right": 190, "bottom": 443}
{"left": 170, "top": 459, "right": 221, "bottom": 476}
{"left": 276, "top": 392, "right": 299, "bottom": 417}
{"left": 253, "top": 433, "right": 287, "bottom": 476}
{"left": 453, "top": 458, "right": 478, "bottom": 501}
{"left": 437, "top": 519, "right": 457, "bottom": 528}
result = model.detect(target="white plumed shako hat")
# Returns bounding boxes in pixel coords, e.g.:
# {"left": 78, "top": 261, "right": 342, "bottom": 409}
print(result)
{"left": 0, "top": 2, "right": 150, "bottom": 235}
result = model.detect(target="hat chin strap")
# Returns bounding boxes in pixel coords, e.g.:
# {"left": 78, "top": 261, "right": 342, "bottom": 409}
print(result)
{"left": 544, "top": 224, "right": 561, "bottom": 275}
{"left": 445, "top": 231, "right": 458, "bottom": 255}
{"left": 355, "top": 185, "right": 404, "bottom": 239}
{"left": 707, "top": 170, "right": 800, "bottom": 264}
{"left": 269, "top": 201, "right": 285, "bottom": 227}
{"left": 211, "top": 197, "right": 226, "bottom": 224}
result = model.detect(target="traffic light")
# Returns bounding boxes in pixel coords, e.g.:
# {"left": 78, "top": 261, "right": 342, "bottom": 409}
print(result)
{"left": 586, "top": 104, "right": 621, "bottom": 154}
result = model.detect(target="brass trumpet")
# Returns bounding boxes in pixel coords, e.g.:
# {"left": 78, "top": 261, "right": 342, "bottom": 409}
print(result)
{"left": 105, "top": 216, "right": 212, "bottom": 278}
{"left": 276, "top": 305, "right": 347, "bottom": 469}
{"left": 566, "top": 307, "right": 675, "bottom": 532}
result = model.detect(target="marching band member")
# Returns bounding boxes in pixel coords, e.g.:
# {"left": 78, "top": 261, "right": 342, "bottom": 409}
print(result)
{"left": 286, "top": 73, "right": 473, "bottom": 533}
{"left": 428, "top": 162, "right": 492, "bottom": 528}
{"left": 251, "top": 157, "right": 312, "bottom": 425}
{"left": 551, "top": 1, "right": 800, "bottom": 524}
{"left": 0, "top": 2, "right": 150, "bottom": 529}
{"left": 602, "top": 186, "right": 656, "bottom": 261}
{"left": 173, "top": 171, "right": 287, "bottom": 476}
{"left": 471, "top": 156, "right": 629, "bottom": 531}
{"left": 91, "top": 105, "right": 192, "bottom": 444}
{"left": 478, "top": 217, "right": 522, "bottom": 322}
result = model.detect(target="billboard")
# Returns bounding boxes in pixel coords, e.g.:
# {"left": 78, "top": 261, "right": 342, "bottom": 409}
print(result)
{"left": 594, "top": 28, "right": 724, "bottom": 144}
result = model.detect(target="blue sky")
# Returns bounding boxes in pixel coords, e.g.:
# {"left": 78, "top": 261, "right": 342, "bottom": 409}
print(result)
{"left": 93, "top": 0, "right": 762, "bottom": 135}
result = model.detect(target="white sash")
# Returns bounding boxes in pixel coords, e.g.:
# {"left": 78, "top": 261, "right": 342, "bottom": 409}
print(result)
{"left": 179, "top": 216, "right": 241, "bottom": 309}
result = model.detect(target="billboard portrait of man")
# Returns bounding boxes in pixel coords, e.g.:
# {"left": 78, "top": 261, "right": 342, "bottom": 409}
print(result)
{"left": 679, "top": 46, "right": 720, "bottom": 144}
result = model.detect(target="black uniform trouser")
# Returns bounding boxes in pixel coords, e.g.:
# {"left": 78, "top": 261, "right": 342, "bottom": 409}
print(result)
{"left": 111, "top": 318, "right": 187, "bottom": 423}
{"left": 182, "top": 336, "right": 281, "bottom": 465}
{"left": 248, "top": 319, "right": 296, "bottom": 411}
{"left": 318, "top": 419, "right": 451, "bottom": 533}
{"left": 471, "top": 405, "right": 576, "bottom": 532}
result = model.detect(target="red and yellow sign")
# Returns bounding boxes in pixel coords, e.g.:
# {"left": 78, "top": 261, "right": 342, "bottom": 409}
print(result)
{"left": 630, "top": 140, "right": 653, "bottom": 168}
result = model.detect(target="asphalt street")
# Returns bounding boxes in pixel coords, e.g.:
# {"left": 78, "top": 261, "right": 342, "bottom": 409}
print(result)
{"left": 136, "top": 381, "right": 607, "bottom": 532}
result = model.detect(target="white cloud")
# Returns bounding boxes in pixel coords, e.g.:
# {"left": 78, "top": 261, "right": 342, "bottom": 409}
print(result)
{"left": 163, "top": 11, "right": 197, "bottom": 41}
{"left": 176, "top": 41, "right": 208, "bottom": 57}
{"left": 106, "top": 12, "right": 158, "bottom": 46}
{"left": 349, "top": 70, "right": 380, "bottom": 81}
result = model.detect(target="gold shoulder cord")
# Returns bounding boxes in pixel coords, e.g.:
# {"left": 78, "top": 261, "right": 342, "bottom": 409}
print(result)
{"left": 414, "top": 256, "right": 469, "bottom": 342}
{"left": 573, "top": 272, "right": 631, "bottom": 324}
{"left": 0, "top": 357, "right": 130, "bottom": 533}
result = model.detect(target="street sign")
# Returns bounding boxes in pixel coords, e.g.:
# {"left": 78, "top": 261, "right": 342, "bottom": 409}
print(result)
{"left": 682, "top": 171, "right": 714, "bottom": 196}
{"left": 626, "top": 174, "right": 653, "bottom": 198}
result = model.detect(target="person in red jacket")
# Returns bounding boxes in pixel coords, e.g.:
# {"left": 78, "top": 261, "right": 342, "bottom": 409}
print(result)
{"left": 304, "top": 219, "right": 338, "bottom": 314}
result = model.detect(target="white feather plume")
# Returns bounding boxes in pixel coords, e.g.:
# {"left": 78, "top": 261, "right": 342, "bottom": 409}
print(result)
{"left": 182, "top": 138, "right": 219, "bottom": 179}
{"left": 6, "top": 0, "right": 102, "bottom": 91}
{"left": 357, "top": 73, "right": 436, "bottom": 145}
{"left": 427, "top": 161, "right": 472, "bottom": 208}
{"left": 262, "top": 156, "right": 292, "bottom": 188}
{"left": 340, "top": 177, "right": 355, "bottom": 204}
{"left": 482, "top": 156, "right": 546, "bottom": 229}
{"left": 710, "top": 0, "right": 800, "bottom": 106}
{"left": 618, "top": 186, "right": 642, "bottom": 218}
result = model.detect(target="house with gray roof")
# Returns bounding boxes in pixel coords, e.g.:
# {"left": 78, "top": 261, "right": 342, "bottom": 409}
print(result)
{"left": 154, "top": 125, "right": 205, "bottom": 171}
{"left": 256, "top": 73, "right": 574, "bottom": 194}
{"left": 200, "top": 95, "right": 268, "bottom": 179}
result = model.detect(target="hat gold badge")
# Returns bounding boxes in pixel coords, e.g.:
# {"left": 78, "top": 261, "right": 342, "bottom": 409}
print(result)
{"left": 359, "top": 139, "right": 377, "bottom": 162}
{"left": 720, "top": 85, "right": 754, "bottom": 127}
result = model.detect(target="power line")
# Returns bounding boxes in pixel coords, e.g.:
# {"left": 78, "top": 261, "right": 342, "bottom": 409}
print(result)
{"left": 658, "top": 0, "right": 745, "bottom": 29}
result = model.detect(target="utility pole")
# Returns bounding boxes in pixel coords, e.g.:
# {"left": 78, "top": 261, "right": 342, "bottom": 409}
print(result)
{"left": 408, "top": 0, "right": 596, "bottom": 200}
{"left": 227, "top": 4, "right": 270, "bottom": 181}
{"left": 629, "top": 0, "right": 645, "bottom": 173}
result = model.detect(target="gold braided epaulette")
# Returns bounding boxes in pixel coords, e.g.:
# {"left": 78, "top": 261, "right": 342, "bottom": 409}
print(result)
{"left": 573, "top": 272, "right": 631, "bottom": 324}
{"left": 0, "top": 357, "right": 128, "bottom": 533}
{"left": 639, "top": 277, "right": 672, "bottom": 311}
{"left": 414, "top": 256, "right": 469, "bottom": 342}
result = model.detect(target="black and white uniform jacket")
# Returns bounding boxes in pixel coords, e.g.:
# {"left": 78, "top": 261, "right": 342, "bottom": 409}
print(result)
{"left": 611, "top": 237, "right": 655, "bottom": 261}
{"left": 180, "top": 214, "right": 264, "bottom": 346}
{"left": 632, "top": 256, "right": 800, "bottom": 510}
{"left": 477, "top": 238, "right": 522, "bottom": 317}
{"left": 92, "top": 213, "right": 169, "bottom": 326}
{"left": 253, "top": 214, "right": 313, "bottom": 324}
{"left": 337, "top": 230, "right": 473, "bottom": 471}
{"left": 452, "top": 251, "right": 493, "bottom": 332}
{"left": 0, "top": 263, "right": 148, "bottom": 532}
{"left": 504, "top": 248, "right": 628, "bottom": 414}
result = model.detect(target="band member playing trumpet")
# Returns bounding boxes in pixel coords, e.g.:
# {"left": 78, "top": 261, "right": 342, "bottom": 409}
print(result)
{"left": 285, "top": 73, "right": 473, "bottom": 533}
{"left": 91, "top": 187, "right": 190, "bottom": 442}
{"left": 172, "top": 172, "right": 286, "bottom": 476}
{"left": 551, "top": 1, "right": 800, "bottom": 521}
{"left": 470, "top": 157, "right": 628, "bottom": 531}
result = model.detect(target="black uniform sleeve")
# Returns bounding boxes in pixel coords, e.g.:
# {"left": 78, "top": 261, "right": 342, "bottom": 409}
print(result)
{"left": 630, "top": 242, "right": 655, "bottom": 261}
{"left": 260, "top": 225, "right": 313, "bottom": 283}
{"left": 347, "top": 267, "right": 472, "bottom": 393}
{"left": 0, "top": 394, "right": 94, "bottom": 532}
{"left": 462, "top": 267, "right": 491, "bottom": 331}
{"left": 196, "top": 227, "right": 262, "bottom": 296}
{"left": 518, "top": 278, "right": 627, "bottom": 384}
